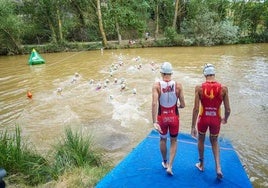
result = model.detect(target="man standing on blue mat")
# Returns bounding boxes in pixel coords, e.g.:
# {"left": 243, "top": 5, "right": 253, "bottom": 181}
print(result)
{"left": 191, "top": 64, "right": 231, "bottom": 179}
{"left": 152, "top": 62, "right": 185, "bottom": 176}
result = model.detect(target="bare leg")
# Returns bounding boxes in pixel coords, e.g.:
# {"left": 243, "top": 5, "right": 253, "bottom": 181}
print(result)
{"left": 166, "top": 137, "right": 177, "bottom": 175}
{"left": 160, "top": 137, "right": 167, "bottom": 163}
{"left": 169, "top": 137, "right": 178, "bottom": 168}
{"left": 210, "top": 135, "right": 223, "bottom": 179}
{"left": 196, "top": 133, "right": 205, "bottom": 171}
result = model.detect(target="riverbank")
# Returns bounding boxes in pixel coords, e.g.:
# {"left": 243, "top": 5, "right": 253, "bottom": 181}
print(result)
{"left": 16, "top": 38, "right": 162, "bottom": 55}
{"left": 3, "top": 36, "right": 267, "bottom": 56}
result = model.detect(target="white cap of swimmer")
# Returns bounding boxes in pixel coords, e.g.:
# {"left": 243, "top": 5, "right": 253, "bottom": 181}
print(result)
{"left": 203, "top": 64, "right": 215, "bottom": 76}
{"left": 160, "top": 62, "right": 173, "bottom": 74}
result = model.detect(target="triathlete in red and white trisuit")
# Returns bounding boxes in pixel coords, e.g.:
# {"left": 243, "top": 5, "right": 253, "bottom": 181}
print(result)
{"left": 197, "top": 81, "right": 222, "bottom": 136}
{"left": 157, "top": 80, "right": 179, "bottom": 137}
{"left": 152, "top": 62, "right": 185, "bottom": 176}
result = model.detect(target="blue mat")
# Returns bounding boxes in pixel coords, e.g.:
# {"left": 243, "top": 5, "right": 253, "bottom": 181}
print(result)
{"left": 96, "top": 130, "right": 252, "bottom": 188}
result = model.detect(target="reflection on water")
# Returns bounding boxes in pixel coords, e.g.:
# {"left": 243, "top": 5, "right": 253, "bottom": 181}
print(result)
{"left": 0, "top": 44, "right": 268, "bottom": 187}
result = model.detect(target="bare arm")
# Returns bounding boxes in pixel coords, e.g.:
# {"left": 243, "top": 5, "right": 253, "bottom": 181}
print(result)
{"left": 152, "top": 82, "right": 162, "bottom": 133}
{"left": 191, "top": 85, "right": 201, "bottom": 138}
{"left": 152, "top": 82, "right": 159, "bottom": 123}
{"left": 221, "top": 85, "right": 231, "bottom": 124}
{"left": 176, "top": 82, "right": 185, "bottom": 108}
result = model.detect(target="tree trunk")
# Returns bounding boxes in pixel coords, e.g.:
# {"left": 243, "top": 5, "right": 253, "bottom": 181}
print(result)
{"left": 97, "top": 0, "right": 108, "bottom": 48}
{"left": 116, "top": 20, "right": 122, "bottom": 45}
{"left": 48, "top": 20, "right": 57, "bottom": 43}
{"left": 173, "top": 0, "right": 179, "bottom": 29}
{"left": 57, "top": 9, "right": 63, "bottom": 41}
{"left": 155, "top": 3, "right": 159, "bottom": 39}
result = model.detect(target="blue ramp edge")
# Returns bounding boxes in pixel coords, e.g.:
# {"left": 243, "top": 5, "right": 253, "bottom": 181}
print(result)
{"left": 96, "top": 130, "right": 252, "bottom": 188}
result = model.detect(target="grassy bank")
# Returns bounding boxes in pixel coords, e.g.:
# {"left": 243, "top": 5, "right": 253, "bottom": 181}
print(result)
{"left": 0, "top": 126, "right": 112, "bottom": 187}
{"left": 21, "top": 38, "right": 171, "bottom": 55}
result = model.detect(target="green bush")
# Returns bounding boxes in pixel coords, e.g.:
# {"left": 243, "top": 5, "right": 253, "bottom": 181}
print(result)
{"left": 164, "top": 27, "right": 178, "bottom": 45}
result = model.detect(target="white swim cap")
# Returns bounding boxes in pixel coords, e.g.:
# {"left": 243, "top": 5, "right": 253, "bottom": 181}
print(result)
{"left": 160, "top": 62, "right": 173, "bottom": 74}
{"left": 203, "top": 64, "right": 215, "bottom": 76}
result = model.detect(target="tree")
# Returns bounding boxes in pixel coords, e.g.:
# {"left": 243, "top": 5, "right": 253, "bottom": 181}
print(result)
{"left": 232, "top": 1, "right": 268, "bottom": 41}
{"left": 67, "top": 0, "right": 99, "bottom": 42}
{"left": 181, "top": 0, "right": 238, "bottom": 46}
{"left": 173, "top": 0, "right": 179, "bottom": 29}
{"left": 155, "top": 2, "right": 160, "bottom": 38}
{"left": 103, "top": 0, "right": 149, "bottom": 43}
{"left": 21, "top": 0, "right": 62, "bottom": 43}
{"left": 97, "top": 0, "right": 108, "bottom": 47}
{"left": 172, "top": 0, "right": 186, "bottom": 33}
{"left": 147, "top": 0, "right": 175, "bottom": 38}
{"left": 149, "top": 0, "right": 160, "bottom": 38}
{"left": 0, "top": 0, "right": 23, "bottom": 54}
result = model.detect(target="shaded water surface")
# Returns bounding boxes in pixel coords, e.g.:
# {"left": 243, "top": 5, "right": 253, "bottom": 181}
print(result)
{"left": 0, "top": 44, "right": 267, "bottom": 187}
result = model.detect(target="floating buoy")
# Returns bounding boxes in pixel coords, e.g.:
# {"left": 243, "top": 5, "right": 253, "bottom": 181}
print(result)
{"left": 28, "top": 49, "right": 45, "bottom": 65}
{"left": 27, "top": 91, "right": 32, "bottom": 99}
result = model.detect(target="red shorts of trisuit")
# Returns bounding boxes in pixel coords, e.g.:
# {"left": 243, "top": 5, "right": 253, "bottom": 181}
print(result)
{"left": 197, "top": 115, "right": 221, "bottom": 136}
{"left": 157, "top": 106, "right": 179, "bottom": 137}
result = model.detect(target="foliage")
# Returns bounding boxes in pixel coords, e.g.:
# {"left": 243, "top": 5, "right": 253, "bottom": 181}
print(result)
{"left": 219, "top": 20, "right": 239, "bottom": 44}
{"left": 164, "top": 26, "right": 184, "bottom": 46}
{"left": 181, "top": 1, "right": 239, "bottom": 46}
{"left": 103, "top": 0, "right": 150, "bottom": 40}
{"left": 65, "top": 0, "right": 99, "bottom": 42}
{"left": 164, "top": 27, "right": 177, "bottom": 42}
{"left": 0, "top": 126, "right": 110, "bottom": 187}
{"left": 0, "top": 126, "right": 50, "bottom": 185}
{"left": 158, "top": 0, "right": 175, "bottom": 31}
{"left": 0, "top": 0, "right": 267, "bottom": 55}
{"left": 231, "top": 0, "right": 268, "bottom": 42}
{"left": 0, "top": 0, "right": 24, "bottom": 54}
{"left": 51, "top": 127, "right": 104, "bottom": 179}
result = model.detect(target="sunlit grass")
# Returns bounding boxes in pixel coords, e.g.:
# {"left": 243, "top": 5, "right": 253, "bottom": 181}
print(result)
{"left": 0, "top": 126, "right": 112, "bottom": 187}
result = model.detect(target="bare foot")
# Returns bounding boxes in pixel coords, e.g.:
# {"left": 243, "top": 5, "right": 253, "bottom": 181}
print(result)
{"left": 162, "top": 162, "right": 168, "bottom": 169}
{"left": 166, "top": 167, "right": 174, "bottom": 176}
{"left": 216, "top": 171, "right": 223, "bottom": 179}
{"left": 195, "top": 162, "right": 204, "bottom": 171}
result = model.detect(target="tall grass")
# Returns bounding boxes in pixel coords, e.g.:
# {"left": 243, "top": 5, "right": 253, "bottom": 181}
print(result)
{"left": 0, "top": 126, "right": 111, "bottom": 187}
{"left": 0, "top": 126, "right": 50, "bottom": 185}
{"left": 51, "top": 127, "right": 105, "bottom": 179}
